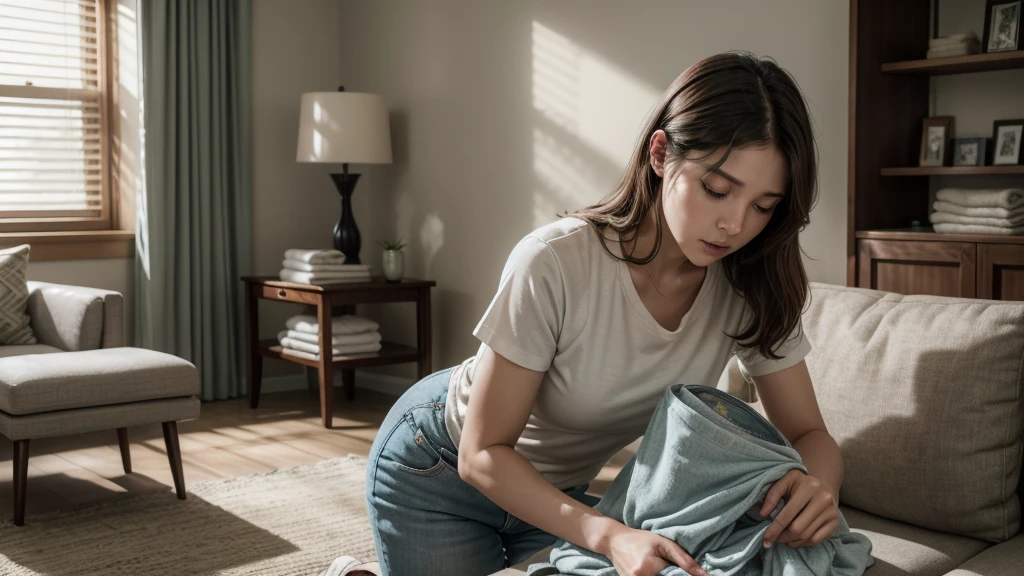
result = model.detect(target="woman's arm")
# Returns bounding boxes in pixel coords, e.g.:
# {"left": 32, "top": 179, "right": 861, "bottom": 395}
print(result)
{"left": 753, "top": 360, "right": 843, "bottom": 501}
{"left": 458, "top": 345, "right": 706, "bottom": 575}
{"left": 457, "top": 344, "right": 619, "bottom": 554}
{"left": 753, "top": 359, "right": 844, "bottom": 547}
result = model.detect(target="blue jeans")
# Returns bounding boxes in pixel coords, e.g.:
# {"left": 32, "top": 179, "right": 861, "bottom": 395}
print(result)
{"left": 365, "top": 366, "right": 601, "bottom": 576}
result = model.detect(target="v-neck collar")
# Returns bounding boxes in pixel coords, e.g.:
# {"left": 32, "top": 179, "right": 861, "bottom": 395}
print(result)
{"left": 609, "top": 228, "right": 718, "bottom": 338}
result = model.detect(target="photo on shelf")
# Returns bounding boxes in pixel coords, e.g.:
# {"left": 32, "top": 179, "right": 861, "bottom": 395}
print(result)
{"left": 983, "top": 0, "right": 1021, "bottom": 52}
{"left": 919, "top": 116, "right": 954, "bottom": 167}
{"left": 992, "top": 119, "right": 1024, "bottom": 165}
{"left": 952, "top": 137, "right": 989, "bottom": 166}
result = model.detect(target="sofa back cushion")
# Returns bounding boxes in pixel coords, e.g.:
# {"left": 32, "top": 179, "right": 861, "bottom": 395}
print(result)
{"left": 801, "top": 282, "right": 1024, "bottom": 542}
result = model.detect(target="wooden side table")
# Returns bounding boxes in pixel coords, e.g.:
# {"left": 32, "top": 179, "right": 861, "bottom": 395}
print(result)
{"left": 242, "top": 276, "right": 436, "bottom": 429}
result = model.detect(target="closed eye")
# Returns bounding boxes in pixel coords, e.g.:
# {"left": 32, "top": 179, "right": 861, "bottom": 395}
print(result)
{"left": 702, "top": 182, "right": 773, "bottom": 214}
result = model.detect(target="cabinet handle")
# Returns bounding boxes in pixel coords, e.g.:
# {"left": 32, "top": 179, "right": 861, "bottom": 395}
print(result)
{"left": 278, "top": 289, "right": 287, "bottom": 297}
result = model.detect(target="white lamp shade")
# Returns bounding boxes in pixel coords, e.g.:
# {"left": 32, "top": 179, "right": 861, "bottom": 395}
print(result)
{"left": 296, "top": 92, "right": 393, "bottom": 164}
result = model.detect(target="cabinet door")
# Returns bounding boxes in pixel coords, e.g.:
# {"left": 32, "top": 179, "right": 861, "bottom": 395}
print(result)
{"left": 977, "top": 244, "right": 1024, "bottom": 301}
{"left": 857, "top": 239, "right": 975, "bottom": 297}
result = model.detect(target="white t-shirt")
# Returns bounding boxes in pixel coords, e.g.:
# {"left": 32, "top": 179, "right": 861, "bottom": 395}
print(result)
{"left": 444, "top": 217, "right": 811, "bottom": 490}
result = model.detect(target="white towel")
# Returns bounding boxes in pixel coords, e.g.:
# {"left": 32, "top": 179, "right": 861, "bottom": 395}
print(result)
{"left": 927, "top": 45, "right": 979, "bottom": 58}
{"left": 282, "top": 260, "right": 372, "bottom": 273}
{"left": 930, "top": 211, "right": 1024, "bottom": 228}
{"left": 936, "top": 188, "right": 1024, "bottom": 210}
{"left": 933, "top": 200, "right": 1024, "bottom": 219}
{"left": 278, "top": 328, "right": 382, "bottom": 346}
{"left": 286, "top": 314, "right": 380, "bottom": 335}
{"left": 280, "top": 269, "right": 370, "bottom": 285}
{"left": 283, "top": 249, "right": 346, "bottom": 264}
{"left": 279, "top": 338, "right": 383, "bottom": 357}
{"left": 934, "top": 222, "right": 1024, "bottom": 235}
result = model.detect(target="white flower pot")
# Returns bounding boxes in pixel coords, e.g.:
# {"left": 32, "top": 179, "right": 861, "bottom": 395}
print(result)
{"left": 382, "top": 250, "right": 404, "bottom": 282}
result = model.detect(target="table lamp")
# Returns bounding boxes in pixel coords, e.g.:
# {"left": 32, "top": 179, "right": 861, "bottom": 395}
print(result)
{"left": 296, "top": 87, "right": 393, "bottom": 264}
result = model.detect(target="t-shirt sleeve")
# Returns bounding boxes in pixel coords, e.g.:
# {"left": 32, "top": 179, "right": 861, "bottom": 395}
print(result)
{"left": 734, "top": 317, "right": 812, "bottom": 378}
{"left": 472, "top": 234, "right": 564, "bottom": 373}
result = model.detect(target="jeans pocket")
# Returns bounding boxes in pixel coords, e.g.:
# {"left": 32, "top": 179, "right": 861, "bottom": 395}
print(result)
{"left": 396, "top": 428, "right": 452, "bottom": 477}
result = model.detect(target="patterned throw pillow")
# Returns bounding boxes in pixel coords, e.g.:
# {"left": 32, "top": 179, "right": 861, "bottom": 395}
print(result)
{"left": 0, "top": 244, "right": 37, "bottom": 345}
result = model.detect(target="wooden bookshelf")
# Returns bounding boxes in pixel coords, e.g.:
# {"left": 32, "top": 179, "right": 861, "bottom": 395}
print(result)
{"left": 848, "top": 0, "right": 1024, "bottom": 300}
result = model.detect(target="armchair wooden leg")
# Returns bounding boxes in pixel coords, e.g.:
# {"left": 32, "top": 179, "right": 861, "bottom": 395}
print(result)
{"left": 13, "top": 439, "right": 29, "bottom": 526}
{"left": 116, "top": 427, "right": 132, "bottom": 474}
{"left": 161, "top": 422, "right": 186, "bottom": 500}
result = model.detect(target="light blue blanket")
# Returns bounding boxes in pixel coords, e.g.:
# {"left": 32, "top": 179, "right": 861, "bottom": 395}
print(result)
{"left": 527, "top": 384, "right": 874, "bottom": 576}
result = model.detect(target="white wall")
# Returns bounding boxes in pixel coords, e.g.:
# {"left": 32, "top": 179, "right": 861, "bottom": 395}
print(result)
{"left": 332, "top": 0, "right": 850, "bottom": 389}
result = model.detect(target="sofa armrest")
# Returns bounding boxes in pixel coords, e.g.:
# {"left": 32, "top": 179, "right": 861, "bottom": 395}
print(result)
{"left": 26, "top": 281, "right": 124, "bottom": 351}
{"left": 943, "top": 533, "right": 1024, "bottom": 575}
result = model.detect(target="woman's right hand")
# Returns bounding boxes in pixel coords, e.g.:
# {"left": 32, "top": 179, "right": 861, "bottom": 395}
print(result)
{"left": 604, "top": 525, "right": 709, "bottom": 576}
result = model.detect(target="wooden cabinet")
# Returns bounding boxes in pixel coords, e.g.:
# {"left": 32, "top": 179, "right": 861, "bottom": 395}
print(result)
{"left": 857, "top": 239, "right": 975, "bottom": 297}
{"left": 978, "top": 244, "right": 1024, "bottom": 301}
{"left": 848, "top": 2, "right": 1024, "bottom": 302}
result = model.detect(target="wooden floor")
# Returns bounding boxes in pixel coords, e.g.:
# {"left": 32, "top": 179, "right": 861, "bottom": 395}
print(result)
{"left": 0, "top": 388, "right": 634, "bottom": 523}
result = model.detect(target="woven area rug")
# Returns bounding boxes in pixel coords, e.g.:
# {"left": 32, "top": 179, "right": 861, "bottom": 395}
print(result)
{"left": 0, "top": 455, "right": 377, "bottom": 575}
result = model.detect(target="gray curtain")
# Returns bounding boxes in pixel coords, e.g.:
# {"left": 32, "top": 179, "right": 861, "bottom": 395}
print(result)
{"left": 136, "top": 0, "right": 252, "bottom": 401}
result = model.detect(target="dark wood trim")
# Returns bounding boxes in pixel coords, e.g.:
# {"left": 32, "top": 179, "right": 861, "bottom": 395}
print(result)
{"left": 162, "top": 422, "right": 186, "bottom": 500}
{"left": 13, "top": 439, "right": 29, "bottom": 526}
{"left": 881, "top": 165, "right": 1024, "bottom": 176}
{"left": 246, "top": 283, "right": 263, "bottom": 409}
{"left": 117, "top": 427, "right": 131, "bottom": 474}
{"left": 317, "top": 293, "right": 335, "bottom": 429}
{"left": 857, "top": 229, "right": 1024, "bottom": 245}
{"left": 881, "top": 50, "right": 1024, "bottom": 75}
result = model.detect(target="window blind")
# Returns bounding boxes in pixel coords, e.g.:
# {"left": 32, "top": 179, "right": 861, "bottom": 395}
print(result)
{"left": 0, "top": 0, "right": 104, "bottom": 217}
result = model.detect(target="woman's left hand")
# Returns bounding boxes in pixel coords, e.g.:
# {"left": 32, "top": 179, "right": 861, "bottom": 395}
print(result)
{"left": 759, "top": 469, "right": 839, "bottom": 549}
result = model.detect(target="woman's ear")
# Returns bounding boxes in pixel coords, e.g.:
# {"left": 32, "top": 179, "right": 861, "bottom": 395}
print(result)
{"left": 649, "top": 130, "right": 667, "bottom": 177}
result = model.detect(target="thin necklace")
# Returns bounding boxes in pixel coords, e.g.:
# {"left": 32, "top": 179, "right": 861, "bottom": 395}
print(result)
{"left": 642, "top": 265, "right": 670, "bottom": 298}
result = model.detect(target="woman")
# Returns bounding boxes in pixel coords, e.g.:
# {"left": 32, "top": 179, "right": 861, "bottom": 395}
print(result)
{"left": 365, "top": 51, "right": 843, "bottom": 576}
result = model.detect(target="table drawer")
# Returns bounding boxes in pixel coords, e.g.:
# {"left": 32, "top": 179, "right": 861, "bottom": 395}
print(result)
{"left": 259, "top": 285, "right": 320, "bottom": 305}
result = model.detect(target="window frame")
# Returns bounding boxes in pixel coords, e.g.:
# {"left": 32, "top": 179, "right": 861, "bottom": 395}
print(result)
{"left": 0, "top": 0, "right": 118, "bottom": 234}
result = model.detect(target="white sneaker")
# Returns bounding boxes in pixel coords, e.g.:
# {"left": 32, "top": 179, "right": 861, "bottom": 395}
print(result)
{"left": 320, "top": 556, "right": 382, "bottom": 576}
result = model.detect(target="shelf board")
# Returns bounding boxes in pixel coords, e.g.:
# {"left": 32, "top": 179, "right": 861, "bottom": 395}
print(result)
{"left": 856, "top": 228, "right": 1024, "bottom": 245}
{"left": 880, "top": 166, "right": 1024, "bottom": 176}
{"left": 881, "top": 51, "right": 1024, "bottom": 75}
{"left": 257, "top": 339, "right": 421, "bottom": 368}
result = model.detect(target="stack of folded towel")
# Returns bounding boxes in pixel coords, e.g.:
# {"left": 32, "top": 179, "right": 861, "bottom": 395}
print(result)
{"left": 278, "top": 314, "right": 382, "bottom": 361}
{"left": 280, "top": 249, "right": 371, "bottom": 285}
{"left": 930, "top": 188, "right": 1024, "bottom": 235}
{"left": 927, "top": 32, "right": 980, "bottom": 58}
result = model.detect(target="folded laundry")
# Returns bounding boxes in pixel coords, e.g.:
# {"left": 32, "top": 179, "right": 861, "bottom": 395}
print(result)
{"left": 930, "top": 210, "right": 1024, "bottom": 228}
{"left": 527, "top": 385, "right": 874, "bottom": 576}
{"left": 936, "top": 188, "right": 1024, "bottom": 210}
{"left": 278, "top": 331, "right": 382, "bottom": 356}
{"left": 278, "top": 343, "right": 381, "bottom": 361}
{"left": 928, "top": 32, "right": 979, "bottom": 48}
{"left": 279, "top": 328, "right": 382, "bottom": 347}
{"left": 933, "top": 200, "right": 1024, "bottom": 219}
{"left": 283, "top": 248, "right": 346, "bottom": 264}
{"left": 279, "top": 269, "right": 371, "bottom": 285}
{"left": 934, "top": 222, "right": 1024, "bottom": 235}
{"left": 285, "top": 314, "right": 380, "bottom": 335}
{"left": 282, "top": 260, "right": 372, "bottom": 273}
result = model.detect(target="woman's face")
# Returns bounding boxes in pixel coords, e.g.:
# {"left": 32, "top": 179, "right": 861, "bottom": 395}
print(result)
{"left": 650, "top": 130, "right": 789, "bottom": 267}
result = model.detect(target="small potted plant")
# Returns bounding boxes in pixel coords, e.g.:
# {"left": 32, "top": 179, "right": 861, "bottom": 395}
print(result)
{"left": 378, "top": 238, "right": 407, "bottom": 282}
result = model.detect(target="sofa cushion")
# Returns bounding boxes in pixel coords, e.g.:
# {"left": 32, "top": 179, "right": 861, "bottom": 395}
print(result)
{"left": 800, "top": 282, "right": 1024, "bottom": 542}
{"left": 942, "top": 533, "right": 1024, "bottom": 575}
{"left": 495, "top": 506, "right": 991, "bottom": 576}
{"left": 0, "top": 347, "right": 199, "bottom": 415}
{"left": 0, "top": 344, "right": 63, "bottom": 358}
{"left": 0, "top": 244, "right": 37, "bottom": 346}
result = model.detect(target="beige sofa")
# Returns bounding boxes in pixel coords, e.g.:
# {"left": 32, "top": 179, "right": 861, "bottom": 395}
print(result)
{"left": 497, "top": 282, "right": 1024, "bottom": 576}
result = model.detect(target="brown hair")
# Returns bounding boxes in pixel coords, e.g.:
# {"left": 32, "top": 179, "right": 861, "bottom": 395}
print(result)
{"left": 564, "top": 51, "right": 818, "bottom": 360}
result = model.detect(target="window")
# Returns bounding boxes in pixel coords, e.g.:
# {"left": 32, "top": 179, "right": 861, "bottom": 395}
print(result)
{"left": 0, "top": 0, "right": 113, "bottom": 233}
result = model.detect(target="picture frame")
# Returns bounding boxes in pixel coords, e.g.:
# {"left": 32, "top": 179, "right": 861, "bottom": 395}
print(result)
{"left": 983, "top": 0, "right": 1021, "bottom": 53}
{"left": 951, "top": 137, "right": 989, "bottom": 166}
{"left": 920, "top": 116, "right": 955, "bottom": 167}
{"left": 992, "top": 119, "right": 1024, "bottom": 165}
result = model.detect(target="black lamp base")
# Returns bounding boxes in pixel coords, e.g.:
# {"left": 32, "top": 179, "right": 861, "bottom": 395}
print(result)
{"left": 329, "top": 172, "right": 361, "bottom": 264}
